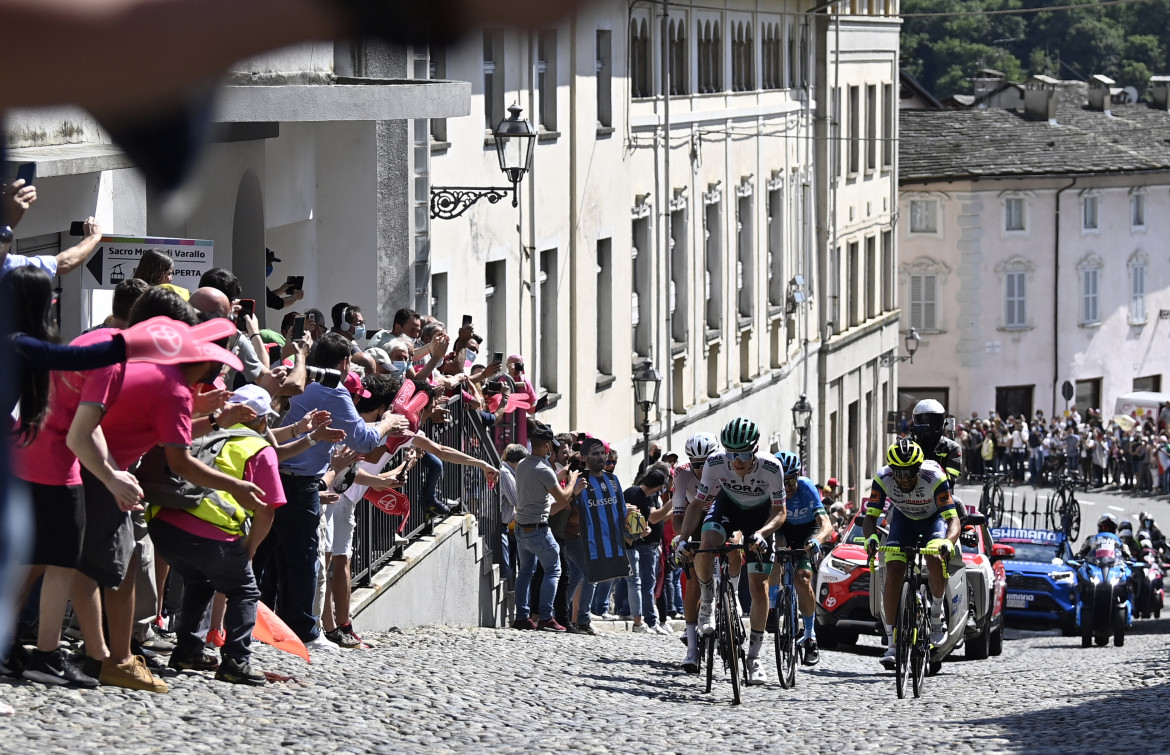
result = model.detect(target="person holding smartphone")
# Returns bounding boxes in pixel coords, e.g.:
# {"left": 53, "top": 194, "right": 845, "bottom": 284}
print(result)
{"left": 505, "top": 354, "right": 538, "bottom": 450}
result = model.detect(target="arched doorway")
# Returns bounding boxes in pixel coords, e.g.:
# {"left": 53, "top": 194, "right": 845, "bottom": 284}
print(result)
{"left": 232, "top": 170, "right": 266, "bottom": 327}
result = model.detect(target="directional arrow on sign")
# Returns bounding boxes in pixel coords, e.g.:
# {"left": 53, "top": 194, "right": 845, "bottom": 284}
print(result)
{"left": 86, "top": 246, "right": 104, "bottom": 284}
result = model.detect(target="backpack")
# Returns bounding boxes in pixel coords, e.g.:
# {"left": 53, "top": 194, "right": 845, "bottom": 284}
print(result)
{"left": 135, "top": 428, "right": 265, "bottom": 510}
{"left": 980, "top": 436, "right": 994, "bottom": 461}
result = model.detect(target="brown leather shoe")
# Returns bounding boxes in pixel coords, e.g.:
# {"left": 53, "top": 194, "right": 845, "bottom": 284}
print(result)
{"left": 100, "top": 656, "right": 169, "bottom": 693}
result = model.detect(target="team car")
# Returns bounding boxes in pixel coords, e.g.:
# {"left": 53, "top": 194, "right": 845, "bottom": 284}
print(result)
{"left": 990, "top": 527, "right": 1078, "bottom": 634}
{"left": 959, "top": 512, "right": 1014, "bottom": 659}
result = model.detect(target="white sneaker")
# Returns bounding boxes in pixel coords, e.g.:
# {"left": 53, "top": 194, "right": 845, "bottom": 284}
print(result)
{"left": 745, "top": 656, "right": 766, "bottom": 686}
{"left": 632, "top": 623, "right": 651, "bottom": 634}
{"left": 306, "top": 635, "right": 339, "bottom": 652}
{"left": 659, "top": 622, "right": 676, "bottom": 635}
{"left": 650, "top": 623, "right": 670, "bottom": 635}
{"left": 681, "top": 647, "right": 701, "bottom": 674}
{"left": 697, "top": 599, "right": 716, "bottom": 635}
{"left": 879, "top": 645, "right": 896, "bottom": 670}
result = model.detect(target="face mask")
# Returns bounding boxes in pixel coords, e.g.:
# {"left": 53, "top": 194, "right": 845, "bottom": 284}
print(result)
{"left": 266, "top": 264, "right": 273, "bottom": 277}
{"left": 391, "top": 360, "right": 409, "bottom": 374}
{"left": 353, "top": 325, "right": 366, "bottom": 340}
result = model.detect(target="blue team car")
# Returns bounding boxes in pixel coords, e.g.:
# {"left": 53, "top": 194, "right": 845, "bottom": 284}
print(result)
{"left": 989, "top": 527, "right": 1078, "bottom": 634}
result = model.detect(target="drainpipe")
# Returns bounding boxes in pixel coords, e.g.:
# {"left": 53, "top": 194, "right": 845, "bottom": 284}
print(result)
{"left": 1052, "top": 176, "right": 1077, "bottom": 418}
{"left": 527, "top": 31, "right": 539, "bottom": 394}
{"left": 662, "top": 6, "right": 673, "bottom": 449}
{"left": 568, "top": 9, "right": 579, "bottom": 430}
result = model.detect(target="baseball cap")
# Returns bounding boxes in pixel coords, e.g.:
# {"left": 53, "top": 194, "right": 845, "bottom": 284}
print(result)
{"left": 259, "top": 329, "right": 286, "bottom": 347}
{"left": 530, "top": 421, "right": 559, "bottom": 447}
{"left": 827, "top": 477, "right": 839, "bottom": 487}
{"left": 228, "top": 384, "right": 277, "bottom": 418}
{"left": 265, "top": 247, "right": 282, "bottom": 263}
{"left": 365, "top": 346, "right": 392, "bottom": 371}
{"left": 344, "top": 371, "right": 371, "bottom": 398}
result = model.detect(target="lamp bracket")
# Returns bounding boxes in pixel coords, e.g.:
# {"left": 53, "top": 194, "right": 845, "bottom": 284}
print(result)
{"left": 430, "top": 186, "right": 515, "bottom": 220}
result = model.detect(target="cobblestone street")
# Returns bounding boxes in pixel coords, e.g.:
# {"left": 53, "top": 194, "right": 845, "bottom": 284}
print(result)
{"left": 1, "top": 617, "right": 1167, "bottom": 754}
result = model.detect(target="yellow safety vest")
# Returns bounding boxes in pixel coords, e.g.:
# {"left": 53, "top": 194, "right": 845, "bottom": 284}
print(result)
{"left": 148, "top": 426, "right": 270, "bottom": 537}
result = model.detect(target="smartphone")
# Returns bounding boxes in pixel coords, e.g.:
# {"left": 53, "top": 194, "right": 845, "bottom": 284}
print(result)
{"left": 462, "top": 314, "right": 473, "bottom": 328}
{"left": 291, "top": 315, "right": 306, "bottom": 340}
{"left": 287, "top": 275, "right": 304, "bottom": 292}
{"left": 15, "top": 163, "right": 35, "bottom": 188}
{"left": 493, "top": 352, "right": 504, "bottom": 365}
{"left": 237, "top": 299, "right": 255, "bottom": 330}
{"left": 69, "top": 221, "right": 86, "bottom": 237}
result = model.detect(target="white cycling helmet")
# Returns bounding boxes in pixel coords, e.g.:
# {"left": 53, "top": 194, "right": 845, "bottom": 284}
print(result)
{"left": 685, "top": 432, "right": 721, "bottom": 460}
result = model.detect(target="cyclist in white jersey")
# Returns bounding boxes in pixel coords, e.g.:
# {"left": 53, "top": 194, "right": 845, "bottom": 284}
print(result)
{"left": 669, "top": 432, "right": 743, "bottom": 673}
{"left": 693, "top": 418, "right": 787, "bottom": 686}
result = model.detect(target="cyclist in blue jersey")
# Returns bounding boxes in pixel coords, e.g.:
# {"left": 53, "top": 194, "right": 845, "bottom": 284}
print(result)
{"left": 771, "top": 451, "right": 832, "bottom": 666}
{"left": 693, "top": 418, "right": 787, "bottom": 686}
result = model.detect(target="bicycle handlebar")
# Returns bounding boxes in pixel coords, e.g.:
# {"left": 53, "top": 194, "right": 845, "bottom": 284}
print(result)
{"left": 873, "top": 544, "right": 952, "bottom": 579}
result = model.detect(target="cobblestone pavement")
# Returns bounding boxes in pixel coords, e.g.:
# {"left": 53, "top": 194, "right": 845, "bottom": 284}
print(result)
{"left": 1, "top": 617, "right": 1168, "bottom": 754}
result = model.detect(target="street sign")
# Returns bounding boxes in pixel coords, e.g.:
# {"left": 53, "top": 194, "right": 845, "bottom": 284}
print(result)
{"left": 1061, "top": 380, "right": 1074, "bottom": 402}
{"left": 83, "top": 235, "right": 213, "bottom": 294}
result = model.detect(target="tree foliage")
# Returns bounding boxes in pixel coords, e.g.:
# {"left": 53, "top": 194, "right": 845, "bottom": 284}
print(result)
{"left": 902, "top": 0, "right": 1170, "bottom": 96}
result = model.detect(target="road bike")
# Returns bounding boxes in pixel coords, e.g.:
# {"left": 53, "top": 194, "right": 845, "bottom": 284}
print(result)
{"left": 771, "top": 546, "right": 817, "bottom": 689}
{"left": 1050, "top": 470, "right": 1087, "bottom": 540}
{"left": 968, "top": 471, "right": 1011, "bottom": 526}
{"left": 695, "top": 543, "right": 749, "bottom": 705}
{"left": 876, "top": 542, "right": 949, "bottom": 699}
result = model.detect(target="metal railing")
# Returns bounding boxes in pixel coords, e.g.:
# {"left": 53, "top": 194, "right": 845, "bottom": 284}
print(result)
{"left": 351, "top": 394, "right": 504, "bottom": 587}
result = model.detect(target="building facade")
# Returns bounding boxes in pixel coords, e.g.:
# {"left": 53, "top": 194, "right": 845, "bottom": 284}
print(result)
{"left": 427, "top": 0, "right": 899, "bottom": 490}
{"left": 898, "top": 78, "right": 1170, "bottom": 421}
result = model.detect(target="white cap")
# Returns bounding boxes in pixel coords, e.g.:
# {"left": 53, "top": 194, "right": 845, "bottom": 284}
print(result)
{"left": 229, "top": 384, "right": 277, "bottom": 418}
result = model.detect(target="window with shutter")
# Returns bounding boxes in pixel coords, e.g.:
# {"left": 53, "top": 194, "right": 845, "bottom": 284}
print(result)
{"left": 922, "top": 274, "right": 937, "bottom": 330}
{"left": 1005, "top": 270, "right": 1026, "bottom": 328}
{"left": 1082, "top": 269, "right": 1098, "bottom": 324}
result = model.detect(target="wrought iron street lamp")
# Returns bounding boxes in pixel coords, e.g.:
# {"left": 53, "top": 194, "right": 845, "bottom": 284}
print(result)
{"left": 879, "top": 327, "right": 922, "bottom": 366}
{"left": 791, "top": 393, "right": 813, "bottom": 471}
{"left": 430, "top": 103, "right": 536, "bottom": 220}
{"left": 632, "top": 359, "right": 663, "bottom": 472}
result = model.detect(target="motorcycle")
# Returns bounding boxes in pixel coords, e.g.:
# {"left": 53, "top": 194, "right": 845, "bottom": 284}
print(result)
{"left": 1133, "top": 547, "right": 1165, "bottom": 619}
{"left": 1068, "top": 536, "right": 1133, "bottom": 648}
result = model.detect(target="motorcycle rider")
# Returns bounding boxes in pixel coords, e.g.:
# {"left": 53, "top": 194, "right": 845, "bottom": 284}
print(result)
{"left": 1077, "top": 513, "right": 1133, "bottom": 560}
{"left": 1138, "top": 512, "right": 1167, "bottom": 556}
{"left": 864, "top": 438, "right": 961, "bottom": 668}
{"left": 1118, "top": 520, "right": 1139, "bottom": 555}
{"left": 910, "top": 399, "right": 963, "bottom": 487}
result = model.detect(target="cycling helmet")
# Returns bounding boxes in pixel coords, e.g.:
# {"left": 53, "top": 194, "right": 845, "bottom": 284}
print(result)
{"left": 774, "top": 451, "right": 801, "bottom": 478}
{"left": 721, "top": 417, "right": 760, "bottom": 451}
{"left": 1097, "top": 513, "right": 1118, "bottom": 533}
{"left": 912, "top": 399, "right": 947, "bottom": 449}
{"left": 1119, "top": 520, "right": 1134, "bottom": 535}
{"left": 684, "top": 432, "right": 721, "bottom": 460}
{"left": 886, "top": 437, "right": 925, "bottom": 468}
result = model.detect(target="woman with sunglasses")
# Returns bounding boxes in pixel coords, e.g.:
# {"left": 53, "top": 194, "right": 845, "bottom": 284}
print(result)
{"left": 691, "top": 417, "right": 789, "bottom": 687}
{"left": 862, "top": 437, "right": 961, "bottom": 669}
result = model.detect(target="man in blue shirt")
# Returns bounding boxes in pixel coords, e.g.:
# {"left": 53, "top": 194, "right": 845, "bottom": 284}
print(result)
{"left": 260, "top": 333, "right": 407, "bottom": 644}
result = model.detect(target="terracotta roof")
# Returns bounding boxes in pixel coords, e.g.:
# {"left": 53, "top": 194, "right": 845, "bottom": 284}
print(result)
{"left": 899, "top": 81, "right": 1170, "bottom": 183}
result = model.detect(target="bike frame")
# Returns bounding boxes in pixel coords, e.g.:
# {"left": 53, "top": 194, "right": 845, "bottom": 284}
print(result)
{"left": 695, "top": 544, "right": 750, "bottom": 705}
{"left": 876, "top": 543, "right": 948, "bottom": 699}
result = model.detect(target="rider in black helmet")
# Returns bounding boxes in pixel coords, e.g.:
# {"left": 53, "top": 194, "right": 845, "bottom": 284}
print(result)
{"left": 911, "top": 399, "right": 962, "bottom": 486}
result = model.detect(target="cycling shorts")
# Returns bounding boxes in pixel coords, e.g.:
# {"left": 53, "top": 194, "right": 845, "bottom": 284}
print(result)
{"left": 777, "top": 520, "right": 820, "bottom": 572}
{"left": 701, "top": 492, "right": 772, "bottom": 574}
{"left": 883, "top": 507, "right": 947, "bottom": 564}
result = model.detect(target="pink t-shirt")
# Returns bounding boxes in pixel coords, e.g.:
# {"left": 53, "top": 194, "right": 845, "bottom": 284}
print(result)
{"left": 12, "top": 329, "right": 125, "bottom": 486}
{"left": 155, "top": 444, "right": 287, "bottom": 542}
{"left": 101, "top": 363, "right": 193, "bottom": 471}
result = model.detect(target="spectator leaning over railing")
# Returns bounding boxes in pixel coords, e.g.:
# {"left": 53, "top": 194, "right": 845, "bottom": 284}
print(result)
{"left": 264, "top": 333, "right": 407, "bottom": 649}
{"left": 513, "top": 422, "right": 582, "bottom": 632}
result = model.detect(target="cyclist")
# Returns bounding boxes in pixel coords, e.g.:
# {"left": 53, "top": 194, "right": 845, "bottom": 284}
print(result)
{"left": 910, "top": 399, "right": 962, "bottom": 487}
{"left": 670, "top": 432, "right": 740, "bottom": 674}
{"left": 771, "top": 451, "right": 832, "bottom": 666}
{"left": 863, "top": 438, "right": 960, "bottom": 668}
{"left": 693, "top": 418, "right": 787, "bottom": 686}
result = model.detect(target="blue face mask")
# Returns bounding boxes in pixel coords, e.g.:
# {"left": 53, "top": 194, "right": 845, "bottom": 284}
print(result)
{"left": 266, "top": 264, "right": 273, "bottom": 277}
{"left": 390, "top": 360, "right": 409, "bottom": 375}
{"left": 353, "top": 324, "right": 366, "bottom": 341}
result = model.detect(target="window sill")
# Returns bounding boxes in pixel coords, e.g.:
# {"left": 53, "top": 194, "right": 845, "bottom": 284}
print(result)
{"left": 908, "top": 229, "right": 940, "bottom": 236}
{"left": 1131, "top": 226, "right": 1147, "bottom": 234}
{"left": 483, "top": 134, "right": 497, "bottom": 149}
{"left": 430, "top": 140, "right": 451, "bottom": 153}
{"left": 596, "top": 126, "right": 615, "bottom": 138}
{"left": 672, "top": 341, "right": 687, "bottom": 357}
{"left": 1081, "top": 228, "right": 1100, "bottom": 236}
{"left": 595, "top": 373, "right": 616, "bottom": 392}
{"left": 1128, "top": 318, "right": 1148, "bottom": 327}
{"left": 539, "top": 391, "right": 561, "bottom": 411}
{"left": 738, "top": 316, "right": 753, "bottom": 332}
{"left": 537, "top": 130, "right": 561, "bottom": 142}
{"left": 1003, "top": 229, "right": 1028, "bottom": 235}
{"left": 1078, "top": 320, "right": 1102, "bottom": 329}
{"left": 998, "top": 324, "right": 1032, "bottom": 332}
{"left": 768, "top": 305, "right": 785, "bottom": 319}
{"left": 705, "top": 329, "right": 722, "bottom": 346}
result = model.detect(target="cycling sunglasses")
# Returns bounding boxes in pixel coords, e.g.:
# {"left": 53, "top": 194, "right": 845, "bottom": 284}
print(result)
{"left": 891, "top": 466, "right": 920, "bottom": 481}
{"left": 688, "top": 459, "right": 706, "bottom": 473}
{"left": 728, "top": 450, "right": 756, "bottom": 462}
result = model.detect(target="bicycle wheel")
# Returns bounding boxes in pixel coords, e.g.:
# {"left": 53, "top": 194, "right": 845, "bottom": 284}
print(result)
{"left": 895, "top": 580, "right": 912, "bottom": 699}
{"left": 721, "top": 576, "right": 742, "bottom": 705}
{"left": 777, "top": 584, "right": 797, "bottom": 689}
{"left": 988, "top": 485, "right": 1004, "bottom": 527}
{"left": 911, "top": 585, "right": 929, "bottom": 698}
{"left": 1062, "top": 496, "right": 1081, "bottom": 541}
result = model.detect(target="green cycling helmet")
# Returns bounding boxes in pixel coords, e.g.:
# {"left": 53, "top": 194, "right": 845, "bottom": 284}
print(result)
{"left": 721, "top": 417, "right": 760, "bottom": 451}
